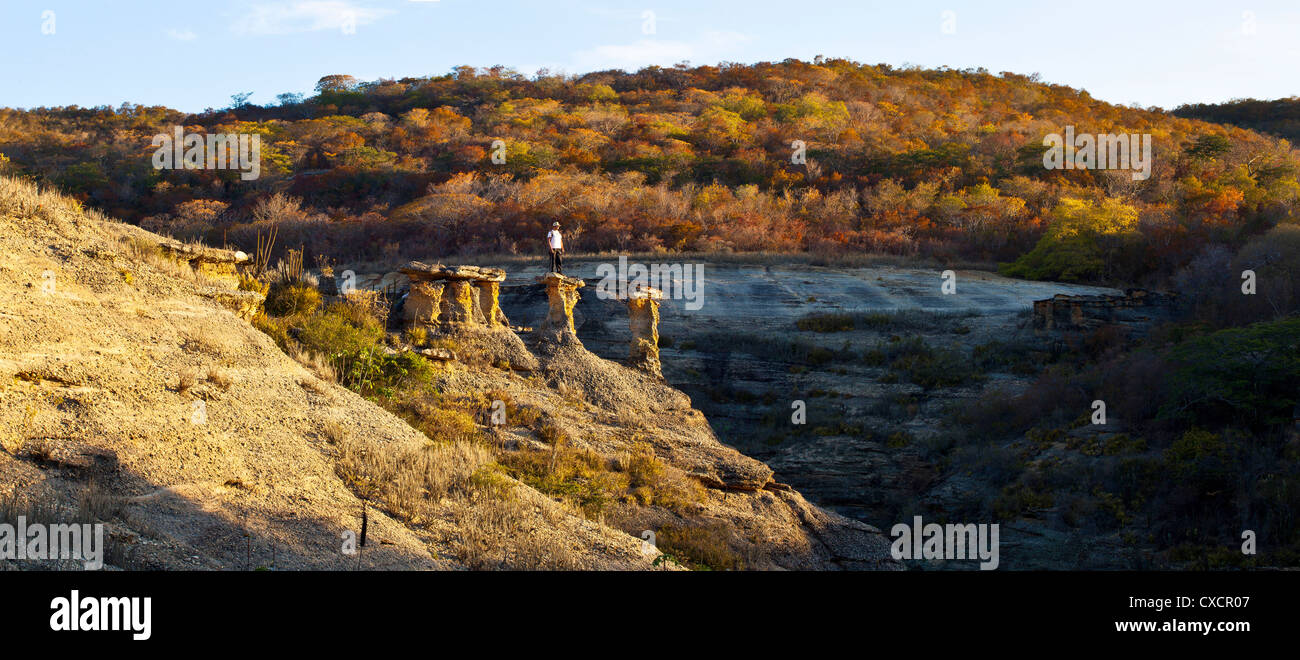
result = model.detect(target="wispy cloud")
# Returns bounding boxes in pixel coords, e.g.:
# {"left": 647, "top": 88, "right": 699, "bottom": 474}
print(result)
{"left": 232, "top": 1, "right": 394, "bottom": 36}
{"left": 165, "top": 28, "right": 197, "bottom": 41}
{"left": 572, "top": 31, "right": 751, "bottom": 71}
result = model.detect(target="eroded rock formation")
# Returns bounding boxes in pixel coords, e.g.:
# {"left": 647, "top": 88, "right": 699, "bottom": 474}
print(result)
{"left": 399, "top": 262, "right": 508, "bottom": 329}
{"left": 537, "top": 272, "right": 585, "bottom": 337}
{"left": 1032, "top": 288, "right": 1178, "bottom": 334}
{"left": 626, "top": 285, "right": 663, "bottom": 376}
{"left": 157, "top": 238, "right": 248, "bottom": 288}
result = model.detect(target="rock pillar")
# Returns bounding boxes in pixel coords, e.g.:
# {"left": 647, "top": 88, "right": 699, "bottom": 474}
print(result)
{"left": 398, "top": 262, "right": 508, "bottom": 329}
{"left": 627, "top": 286, "right": 663, "bottom": 376}
{"left": 538, "top": 272, "right": 585, "bottom": 336}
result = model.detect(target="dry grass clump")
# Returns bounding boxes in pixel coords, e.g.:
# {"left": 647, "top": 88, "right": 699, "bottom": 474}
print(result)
{"left": 320, "top": 420, "right": 348, "bottom": 445}
{"left": 535, "top": 420, "right": 568, "bottom": 445}
{"left": 0, "top": 485, "right": 137, "bottom": 570}
{"left": 0, "top": 485, "right": 61, "bottom": 526}
{"left": 181, "top": 326, "right": 224, "bottom": 356}
{"left": 411, "top": 405, "right": 480, "bottom": 444}
{"left": 617, "top": 442, "right": 706, "bottom": 512}
{"left": 332, "top": 433, "right": 579, "bottom": 570}
{"left": 335, "top": 435, "right": 496, "bottom": 523}
{"left": 450, "top": 494, "right": 582, "bottom": 570}
{"left": 468, "top": 389, "right": 542, "bottom": 430}
{"left": 77, "top": 480, "right": 123, "bottom": 522}
{"left": 18, "top": 436, "right": 59, "bottom": 464}
{"left": 175, "top": 367, "right": 199, "bottom": 394}
{"left": 499, "top": 436, "right": 705, "bottom": 519}
{"left": 655, "top": 523, "right": 744, "bottom": 571}
{"left": 498, "top": 439, "right": 628, "bottom": 518}
{"left": 288, "top": 344, "right": 338, "bottom": 382}
{"left": 115, "top": 234, "right": 228, "bottom": 288}
{"left": 206, "top": 366, "right": 233, "bottom": 391}
{"left": 336, "top": 289, "right": 388, "bottom": 326}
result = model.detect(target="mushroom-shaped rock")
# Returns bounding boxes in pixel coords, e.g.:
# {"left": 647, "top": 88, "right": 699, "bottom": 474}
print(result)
{"left": 537, "top": 273, "right": 585, "bottom": 337}
{"left": 399, "top": 262, "right": 509, "bottom": 328}
{"left": 626, "top": 285, "right": 663, "bottom": 376}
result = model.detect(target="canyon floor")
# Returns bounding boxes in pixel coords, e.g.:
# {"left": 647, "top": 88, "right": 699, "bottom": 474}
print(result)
{"left": 498, "top": 260, "right": 1124, "bottom": 568}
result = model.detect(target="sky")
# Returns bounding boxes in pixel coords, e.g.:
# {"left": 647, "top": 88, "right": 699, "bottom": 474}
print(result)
{"left": 0, "top": 0, "right": 1296, "bottom": 113}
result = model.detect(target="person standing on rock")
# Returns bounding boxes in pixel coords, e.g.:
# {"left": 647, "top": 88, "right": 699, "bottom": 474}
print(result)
{"left": 547, "top": 221, "right": 564, "bottom": 275}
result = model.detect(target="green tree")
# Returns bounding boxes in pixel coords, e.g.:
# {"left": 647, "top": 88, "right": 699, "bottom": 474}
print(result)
{"left": 1000, "top": 197, "right": 1140, "bottom": 281}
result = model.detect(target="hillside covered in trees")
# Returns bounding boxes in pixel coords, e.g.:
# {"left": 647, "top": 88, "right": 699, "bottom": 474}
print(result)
{"left": 4, "top": 58, "right": 1300, "bottom": 569}
{"left": 1, "top": 59, "right": 1297, "bottom": 288}
{"left": 1174, "top": 97, "right": 1300, "bottom": 144}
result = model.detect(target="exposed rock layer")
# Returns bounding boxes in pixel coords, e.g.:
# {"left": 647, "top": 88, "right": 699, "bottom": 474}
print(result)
{"left": 1032, "top": 288, "right": 1178, "bottom": 333}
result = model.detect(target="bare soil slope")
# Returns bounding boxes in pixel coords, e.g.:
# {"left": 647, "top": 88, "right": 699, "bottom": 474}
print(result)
{"left": 0, "top": 178, "right": 649, "bottom": 570}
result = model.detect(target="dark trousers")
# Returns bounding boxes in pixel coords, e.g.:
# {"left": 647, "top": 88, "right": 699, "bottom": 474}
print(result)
{"left": 550, "top": 248, "right": 563, "bottom": 273}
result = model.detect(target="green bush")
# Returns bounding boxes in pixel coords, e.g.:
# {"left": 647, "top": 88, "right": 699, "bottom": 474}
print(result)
{"left": 299, "top": 310, "right": 383, "bottom": 359}
{"left": 265, "top": 282, "right": 321, "bottom": 317}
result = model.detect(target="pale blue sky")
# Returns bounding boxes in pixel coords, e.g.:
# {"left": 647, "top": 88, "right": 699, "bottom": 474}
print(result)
{"left": 1, "top": 0, "right": 1296, "bottom": 112}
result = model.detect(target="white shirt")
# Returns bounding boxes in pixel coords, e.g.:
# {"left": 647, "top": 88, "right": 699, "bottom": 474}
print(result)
{"left": 547, "top": 229, "right": 563, "bottom": 250}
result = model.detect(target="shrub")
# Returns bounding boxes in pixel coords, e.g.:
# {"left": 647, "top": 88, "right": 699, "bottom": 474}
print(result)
{"left": 796, "top": 313, "right": 855, "bottom": 332}
{"left": 265, "top": 281, "right": 321, "bottom": 317}
{"left": 655, "top": 523, "right": 744, "bottom": 570}
{"left": 999, "top": 197, "right": 1142, "bottom": 282}
{"left": 300, "top": 312, "right": 379, "bottom": 357}
{"left": 620, "top": 442, "right": 705, "bottom": 513}
{"left": 404, "top": 326, "right": 428, "bottom": 347}
{"left": 499, "top": 443, "right": 628, "bottom": 518}
{"left": 332, "top": 290, "right": 388, "bottom": 327}
{"left": 238, "top": 273, "right": 270, "bottom": 295}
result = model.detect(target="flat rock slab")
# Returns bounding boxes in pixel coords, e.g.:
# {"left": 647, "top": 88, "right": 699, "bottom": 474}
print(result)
{"left": 536, "top": 272, "right": 585, "bottom": 288}
{"left": 400, "top": 261, "right": 505, "bottom": 282}
{"left": 158, "top": 239, "right": 248, "bottom": 264}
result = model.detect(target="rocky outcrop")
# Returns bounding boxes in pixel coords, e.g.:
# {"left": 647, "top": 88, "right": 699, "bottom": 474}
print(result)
{"left": 1032, "top": 288, "right": 1178, "bottom": 334}
{"left": 399, "top": 262, "right": 508, "bottom": 329}
{"left": 626, "top": 285, "right": 663, "bottom": 376}
{"left": 0, "top": 177, "right": 662, "bottom": 571}
{"left": 537, "top": 272, "right": 585, "bottom": 337}
{"left": 157, "top": 238, "right": 248, "bottom": 288}
{"left": 201, "top": 288, "right": 267, "bottom": 322}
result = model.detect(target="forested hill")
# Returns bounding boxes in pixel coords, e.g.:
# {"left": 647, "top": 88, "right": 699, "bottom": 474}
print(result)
{"left": 1173, "top": 97, "right": 1300, "bottom": 144}
{"left": 1, "top": 59, "right": 1297, "bottom": 286}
